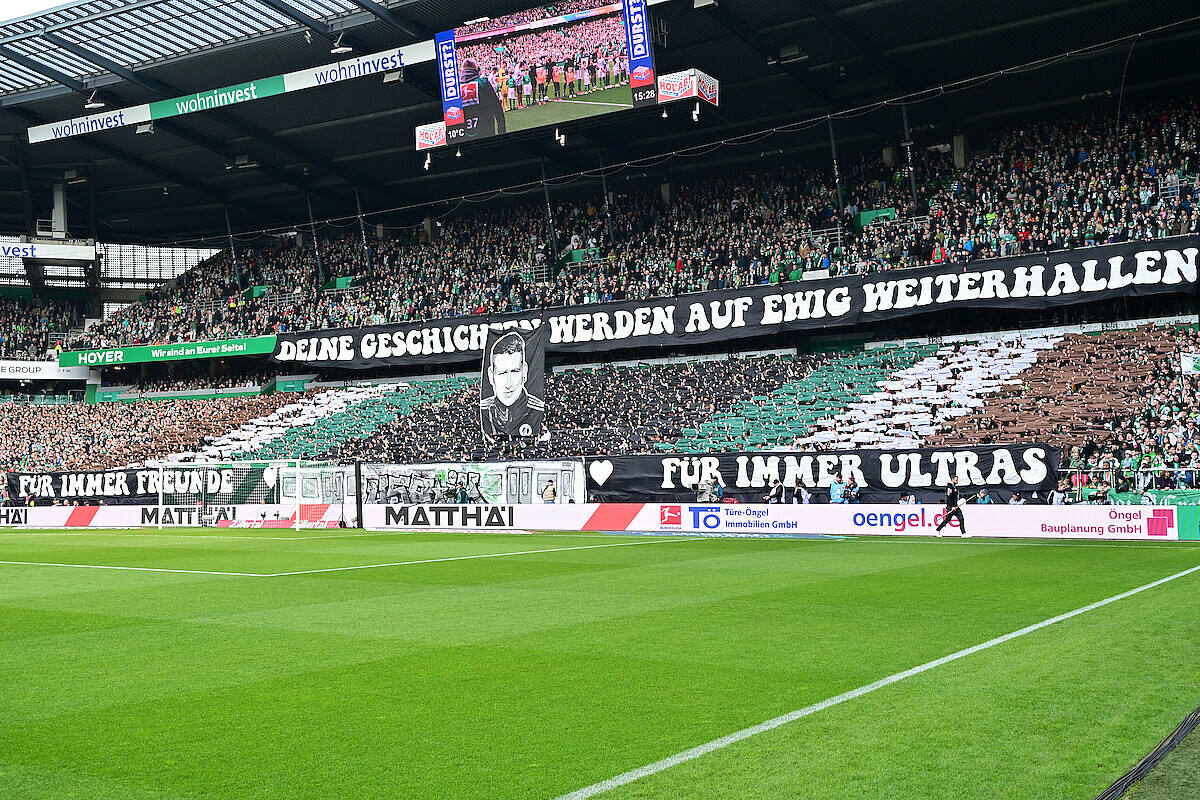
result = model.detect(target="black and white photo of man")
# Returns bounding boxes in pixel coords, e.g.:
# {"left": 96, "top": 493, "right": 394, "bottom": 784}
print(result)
{"left": 480, "top": 327, "right": 546, "bottom": 439}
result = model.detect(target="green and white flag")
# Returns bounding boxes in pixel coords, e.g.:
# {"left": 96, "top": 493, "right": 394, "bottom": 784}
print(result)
{"left": 1182, "top": 352, "right": 1200, "bottom": 375}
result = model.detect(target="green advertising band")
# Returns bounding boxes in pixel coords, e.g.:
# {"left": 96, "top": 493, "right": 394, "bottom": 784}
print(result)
{"left": 59, "top": 335, "right": 277, "bottom": 367}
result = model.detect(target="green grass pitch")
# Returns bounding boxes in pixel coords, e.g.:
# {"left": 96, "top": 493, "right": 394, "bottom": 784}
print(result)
{"left": 501, "top": 84, "right": 634, "bottom": 133}
{"left": 1, "top": 529, "right": 1198, "bottom": 799}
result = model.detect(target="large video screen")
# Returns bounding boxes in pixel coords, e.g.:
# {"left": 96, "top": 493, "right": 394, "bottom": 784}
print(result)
{"left": 434, "top": 0, "right": 657, "bottom": 145}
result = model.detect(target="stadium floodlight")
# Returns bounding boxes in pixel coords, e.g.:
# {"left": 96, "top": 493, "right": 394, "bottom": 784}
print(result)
{"left": 423, "top": 153, "right": 431, "bottom": 171}
{"left": 463, "top": 16, "right": 490, "bottom": 25}
{"left": 64, "top": 169, "right": 87, "bottom": 185}
{"left": 83, "top": 90, "right": 104, "bottom": 110}
{"left": 304, "top": 30, "right": 312, "bottom": 45}
{"left": 383, "top": 68, "right": 404, "bottom": 84}
{"left": 330, "top": 33, "right": 352, "bottom": 55}
{"left": 692, "top": 102, "right": 700, "bottom": 122}
{"left": 162, "top": 185, "right": 168, "bottom": 195}
{"left": 455, "top": 147, "right": 461, "bottom": 158}
{"left": 135, "top": 121, "right": 154, "bottom": 135}
{"left": 661, "top": 107, "right": 668, "bottom": 119}
{"left": 555, "top": 128, "right": 566, "bottom": 147}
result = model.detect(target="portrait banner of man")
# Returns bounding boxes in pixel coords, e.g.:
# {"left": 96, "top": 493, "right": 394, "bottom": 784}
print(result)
{"left": 479, "top": 325, "right": 546, "bottom": 439}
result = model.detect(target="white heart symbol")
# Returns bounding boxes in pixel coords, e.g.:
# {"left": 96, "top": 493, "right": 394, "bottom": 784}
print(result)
{"left": 589, "top": 459, "right": 614, "bottom": 486}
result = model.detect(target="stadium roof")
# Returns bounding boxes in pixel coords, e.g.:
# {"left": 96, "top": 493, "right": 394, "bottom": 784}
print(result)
{"left": 1, "top": 0, "right": 1199, "bottom": 246}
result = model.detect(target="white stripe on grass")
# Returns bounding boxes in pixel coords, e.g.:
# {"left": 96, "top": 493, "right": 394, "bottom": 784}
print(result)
{"left": 0, "top": 538, "right": 701, "bottom": 578}
{"left": 0, "top": 559, "right": 260, "bottom": 576}
{"left": 552, "top": 561, "right": 1200, "bottom": 800}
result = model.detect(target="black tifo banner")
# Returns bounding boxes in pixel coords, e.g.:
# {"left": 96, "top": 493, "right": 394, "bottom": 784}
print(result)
{"left": 585, "top": 444, "right": 1063, "bottom": 504}
{"left": 271, "top": 238, "right": 1199, "bottom": 369}
{"left": 5, "top": 468, "right": 257, "bottom": 505}
{"left": 479, "top": 326, "right": 546, "bottom": 439}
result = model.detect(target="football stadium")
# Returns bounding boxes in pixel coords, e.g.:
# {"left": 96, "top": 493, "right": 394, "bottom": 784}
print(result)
{"left": 1, "top": 0, "right": 1199, "bottom": 798}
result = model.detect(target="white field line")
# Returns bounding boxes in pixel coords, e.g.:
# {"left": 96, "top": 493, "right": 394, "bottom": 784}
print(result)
{"left": 261, "top": 538, "right": 697, "bottom": 576}
{"left": 551, "top": 561, "right": 1200, "bottom": 800}
{"left": 0, "top": 559, "right": 260, "bottom": 576}
{"left": 0, "top": 538, "right": 698, "bottom": 578}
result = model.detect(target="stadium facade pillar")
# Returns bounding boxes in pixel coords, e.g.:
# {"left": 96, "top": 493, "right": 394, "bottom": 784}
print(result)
{"left": 901, "top": 104, "right": 919, "bottom": 205}
{"left": 354, "top": 188, "right": 373, "bottom": 273}
{"left": 597, "top": 148, "right": 616, "bottom": 245}
{"left": 953, "top": 133, "right": 968, "bottom": 170}
{"left": 87, "top": 182, "right": 101, "bottom": 314}
{"left": 52, "top": 181, "right": 67, "bottom": 238}
{"left": 305, "top": 194, "right": 325, "bottom": 282}
{"left": 223, "top": 206, "right": 242, "bottom": 291}
{"left": 539, "top": 159, "right": 561, "bottom": 263}
{"left": 828, "top": 118, "right": 843, "bottom": 212}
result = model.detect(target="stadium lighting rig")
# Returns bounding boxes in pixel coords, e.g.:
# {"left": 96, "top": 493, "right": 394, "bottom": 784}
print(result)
{"left": 83, "top": 91, "right": 104, "bottom": 110}
{"left": 330, "top": 33, "right": 352, "bottom": 55}
{"left": 423, "top": 153, "right": 431, "bottom": 171}
{"left": 555, "top": 128, "right": 566, "bottom": 148}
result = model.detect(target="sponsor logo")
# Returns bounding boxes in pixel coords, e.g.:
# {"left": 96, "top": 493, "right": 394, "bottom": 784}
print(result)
{"left": 445, "top": 106, "right": 464, "bottom": 124}
{"left": 689, "top": 505, "right": 724, "bottom": 530}
{"left": 1146, "top": 508, "right": 1175, "bottom": 537}
{"left": 416, "top": 123, "right": 447, "bottom": 149}
{"left": 73, "top": 349, "right": 125, "bottom": 365}
{"left": 0, "top": 243, "right": 36, "bottom": 258}
{"left": 657, "top": 75, "right": 693, "bottom": 99}
{"left": 624, "top": 0, "right": 649, "bottom": 58}
{"left": 383, "top": 504, "right": 515, "bottom": 528}
{"left": 140, "top": 506, "right": 238, "bottom": 526}
{"left": 0, "top": 508, "right": 29, "bottom": 525}
{"left": 697, "top": 75, "right": 718, "bottom": 103}
{"left": 660, "top": 505, "right": 681, "bottom": 526}
{"left": 437, "top": 36, "right": 460, "bottom": 100}
{"left": 853, "top": 508, "right": 951, "bottom": 533}
{"left": 631, "top": 65, "right": 653, "bottom": 82}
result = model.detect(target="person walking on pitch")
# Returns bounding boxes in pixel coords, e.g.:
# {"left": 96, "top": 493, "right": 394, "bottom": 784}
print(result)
{"left": 935, "top": 476, "right": 969, "bottom": 537}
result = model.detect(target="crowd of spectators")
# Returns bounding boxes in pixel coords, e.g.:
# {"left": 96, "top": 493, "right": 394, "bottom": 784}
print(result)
{"left": 0, "top": 393, "right": 301, "bottom": 472}
{"left": 0, "top": 297, "right": 81, "bottom": 360}
{"left": 317, "top": 350, "right": 900, "bottom": 464}
{"left": 121, "top": 368, "right": 278, "bottom": 393}
{"left": 53, "top": 98, "right": 1200, "bottom": 355}
{"left": 454, "top": 1, "right": 602, "bottom": 36}
{"left": 457, "top": 13, "right": 627, "bottom": 109}
{"left": 930, "top": 325, "right": 1200, "bottom": 498}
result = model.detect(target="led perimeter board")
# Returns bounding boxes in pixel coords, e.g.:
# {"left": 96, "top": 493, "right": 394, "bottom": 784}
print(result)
{"left": 433, "top": 0, "right": 657, "bottom": 146}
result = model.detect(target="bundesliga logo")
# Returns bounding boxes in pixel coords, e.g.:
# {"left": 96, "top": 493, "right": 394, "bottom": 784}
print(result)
{"left": 660, "top": 505, "right": 681, "bottom": 526}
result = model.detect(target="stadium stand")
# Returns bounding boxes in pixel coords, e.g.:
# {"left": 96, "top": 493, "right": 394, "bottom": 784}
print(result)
{"left": 0, "top": 393, "right": 306, "bottom": 473}
{"left": 55, "top": 98, "right": 1200, "bottom": 352}
{"left": 0, "top": 296, "right": 81, "bottom": 360}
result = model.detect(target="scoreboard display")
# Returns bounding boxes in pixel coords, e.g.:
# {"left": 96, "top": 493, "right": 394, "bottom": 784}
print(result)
{"left": 432, "top": 0, "right": 657, "bottom": 146}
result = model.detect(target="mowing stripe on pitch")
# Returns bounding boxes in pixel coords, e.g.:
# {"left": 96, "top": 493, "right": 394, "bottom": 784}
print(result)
{"left": 263, "top": 537, "right": 699, "bottom": 576}
{"left": 552, "top": 561, "right": 1200, "bottom": 800}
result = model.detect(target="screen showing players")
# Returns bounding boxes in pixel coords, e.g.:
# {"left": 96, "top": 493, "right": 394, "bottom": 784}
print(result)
{"left": 434, "top": 0, "right": 657, "bottom": 145}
